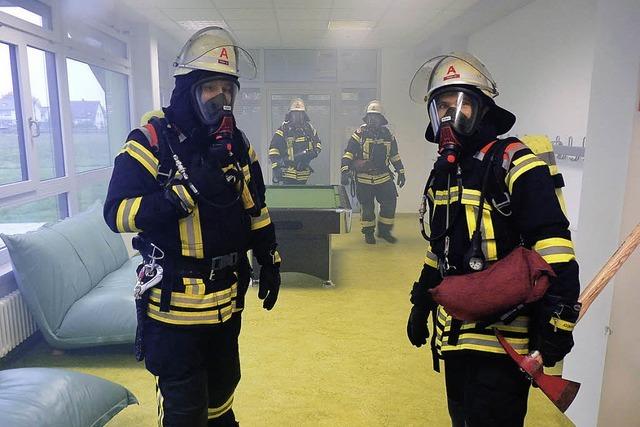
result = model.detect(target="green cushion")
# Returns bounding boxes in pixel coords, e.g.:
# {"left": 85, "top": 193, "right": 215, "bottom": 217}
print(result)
{"left": 0, "top": 368, "right": 137, "bottom": 427}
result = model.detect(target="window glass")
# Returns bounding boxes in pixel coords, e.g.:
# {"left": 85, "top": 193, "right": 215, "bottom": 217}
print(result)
{"left": 0, "top": 0, "right": 52, "bottom": 29}
{"left": 77, "top": 180, "right": 109, "bottom": 211}
{"left": 264, "top": 49, "right": 337, "bottom": 82}
{"left": 27, "top": 47, "right": 64, "bottom": 180}
{"left": 67, "top": 23, "right": 127, "bottom": 59}
{"left": 0, "top": 42, "right": 27, "bottom": 186}
{"left": 66, "top": 58, "right": 130, "bottom": 172}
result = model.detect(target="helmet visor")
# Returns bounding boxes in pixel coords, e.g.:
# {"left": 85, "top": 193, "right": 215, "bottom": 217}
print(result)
{"left": 428, "top": 89, "right": 483, "bottom": 136}
{"left": 193, "top": 76, "right": 238, "bottom": 125}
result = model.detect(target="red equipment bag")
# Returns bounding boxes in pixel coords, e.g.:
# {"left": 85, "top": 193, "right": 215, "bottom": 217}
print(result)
{"left": 429, "top": 246, "right": 556, "bottom": 321}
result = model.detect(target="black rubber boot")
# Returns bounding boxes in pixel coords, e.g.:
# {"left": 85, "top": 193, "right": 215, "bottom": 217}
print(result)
{"left": 377, "top": 231, "right": 397, "bottom": 244}
{"left": 364, "top": 232, "right": 376, "bottom": 244}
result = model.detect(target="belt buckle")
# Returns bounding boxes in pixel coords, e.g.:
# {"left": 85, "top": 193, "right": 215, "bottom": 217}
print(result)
{"left": 209, "top": 252, "right": 238, "bottom": 281}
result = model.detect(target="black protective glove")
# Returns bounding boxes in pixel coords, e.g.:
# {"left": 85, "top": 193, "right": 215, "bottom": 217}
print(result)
{"left": 258, "top": 263, "right": 280, "bottom": 310}
{"left": 397, "top": 172, "right": 406, "bottom": 188}
{"left": 187, "top": 154, "right": 227, "bottom": 201}
{"left": 164, "top": 183, "right": 194, "bottom": 218}
{"left": 295, "top": 149, "right": 316, "bottom": 168}
{"left": 535, "top": 295, "right": 581, "bottom": 366}
{"left": 407, "top": 280, "right": 437, "bottom": 347}
{"left": 341, "top": 171, "right": 351, "bottom": 186}
{"left": 272, "top": 167, "right": 283, "bottom": 184}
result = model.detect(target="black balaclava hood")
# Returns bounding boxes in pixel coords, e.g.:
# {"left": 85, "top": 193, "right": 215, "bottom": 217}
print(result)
{"left": 164, "top": 69, "right": 238, "bottom": 142}
{"left": 363, "top": 112, "right": 388, "bottom": 127}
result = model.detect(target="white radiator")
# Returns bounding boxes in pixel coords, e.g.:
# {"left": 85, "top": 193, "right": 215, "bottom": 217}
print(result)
{"left": 0, "top": 290, "right": 37, "bottom": 358}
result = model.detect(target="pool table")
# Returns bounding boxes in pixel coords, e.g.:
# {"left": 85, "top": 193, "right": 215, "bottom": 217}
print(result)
{"left": 264, "top": 185, "right": 352, "bottom": 286}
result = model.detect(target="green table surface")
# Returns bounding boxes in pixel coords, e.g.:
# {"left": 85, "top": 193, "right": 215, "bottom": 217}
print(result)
{"left": 265, "top": 186, "right": 341, "bottom": 209}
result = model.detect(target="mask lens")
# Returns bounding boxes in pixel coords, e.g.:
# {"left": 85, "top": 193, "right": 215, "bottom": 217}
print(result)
{"left": 428, "top": 90, "right": 482, "bottom": 136}
{"left": 193, "top": 77, "right": 238, "bottom": 125}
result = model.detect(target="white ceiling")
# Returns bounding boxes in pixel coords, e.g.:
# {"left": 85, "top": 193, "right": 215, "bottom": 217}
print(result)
{"left": 116, "top": 0, "right": 491, "bottom": 49}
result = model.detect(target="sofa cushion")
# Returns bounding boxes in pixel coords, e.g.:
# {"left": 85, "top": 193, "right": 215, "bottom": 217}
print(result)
{"left": 1, "top": 227, "right": 92, "bottom": 335}
{"left": 56, "top": 256, "right": 141, "bottom": 345}
{"left": 0, "top": 368, "right": 137, "bottom": 427}
{"left": 45, "top": 201, "right": 128, "bottom": 287}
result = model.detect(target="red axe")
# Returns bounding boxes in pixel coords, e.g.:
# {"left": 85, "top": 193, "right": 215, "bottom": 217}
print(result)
{"left": 496, "top": 222, "right": 640, "bottom": 412}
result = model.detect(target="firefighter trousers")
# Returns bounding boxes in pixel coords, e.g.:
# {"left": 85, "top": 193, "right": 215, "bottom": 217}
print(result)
{"left": 444, "top": 351, "right": 531, "bottom": 427}
{"left": 143, "top": 314, "right": 242, "bottom": 427}
{"left": 356, "top": 180, "right": 397, "bottom": 235}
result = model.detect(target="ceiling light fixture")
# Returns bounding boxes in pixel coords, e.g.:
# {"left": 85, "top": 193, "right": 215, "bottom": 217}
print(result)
{"left": 328, "top": 20, "right": 374, "bottom": 30}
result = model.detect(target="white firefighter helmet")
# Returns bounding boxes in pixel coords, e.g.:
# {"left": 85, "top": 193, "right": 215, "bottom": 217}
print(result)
{"left": 409, "top": 52, "right": 498, "bottom": 104}
{"left": 173, "top": 26, "right": 257, "bottom": 79}
{"left": 289, "top": 98, "right": 306, "bottom": 112}
{"left": 366, "top": 100, "right": 383, "bottom": 115}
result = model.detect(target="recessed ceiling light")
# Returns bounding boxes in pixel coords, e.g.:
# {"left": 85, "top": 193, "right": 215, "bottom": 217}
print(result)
{"left": 177, "top": 20, "right": 227, "bottom": 31}
{"left": 328, "top": 20, "right": 374, "bottom": 30}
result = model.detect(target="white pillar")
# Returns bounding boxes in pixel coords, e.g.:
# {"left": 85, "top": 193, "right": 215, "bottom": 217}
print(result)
{"left": 130, "top": 23, "right": 160, "bottom": 125}
{"left": 565, "top": 0, "right": 640, "bottom": 425}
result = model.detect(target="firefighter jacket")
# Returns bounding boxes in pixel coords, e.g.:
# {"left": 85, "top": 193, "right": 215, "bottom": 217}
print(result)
{"left": 104, "top": 122, "right": 276, "bottom": 327}
{"left": 341, "top": 124, "right": 404, "bottom": 185}
{"left": 268, "top": 121, "right": 322, "bottom": 183}
{"left": 420, "top": 139, "right": 579, "bottom": 359}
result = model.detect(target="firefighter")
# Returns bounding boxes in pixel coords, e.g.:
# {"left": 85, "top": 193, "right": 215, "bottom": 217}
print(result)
{"left": 406, "top": 53, "right": 580, "bottom": 426}
{"left": 341, "top": 100, "right": 406, "bottom": 244}
{"left": 104, "top": 27, "right": 281, "bottom": 427}
{"left": 268, "top": 98, "right": 322, "bottom": 185}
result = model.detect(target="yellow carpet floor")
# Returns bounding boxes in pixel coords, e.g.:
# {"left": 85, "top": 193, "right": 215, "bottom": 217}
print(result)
{"left": 4, "top": 214, "right": 573, "bottom": 426}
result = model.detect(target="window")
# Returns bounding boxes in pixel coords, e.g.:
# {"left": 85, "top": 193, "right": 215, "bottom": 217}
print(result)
{"left": 0, "top": 42, "right": 27, "bottom": 186}
{"left": 67, "top": 23, "right": 128, "bottom": 60}
{"left": 0, "top": 193, "right": 68, "bottom": 250}
{"left": 66, "top": 58, "right": 130, "bottom": 173}
{"left": 0, "top": 0, "right": 52, "bottom": 29}
{"left": 27, "top": 47, "right": 64, "bottom": 180}
{"left": 339, "top": 50, "right": 377, "bottom": 82}
{"left": 77, "top": 180, "right": 109, "bottom": 211}
{"left": 264, "top": 49, "right": 337, "bottom": 82}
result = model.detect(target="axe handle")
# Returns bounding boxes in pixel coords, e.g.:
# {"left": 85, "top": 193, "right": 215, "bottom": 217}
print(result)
{"left": 578, "top": 222, "right": 640, "bottom": 321}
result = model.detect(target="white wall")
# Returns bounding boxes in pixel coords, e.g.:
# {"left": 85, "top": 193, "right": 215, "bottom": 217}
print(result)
{"left": 380, "top": 48, "right": 436, "bottom": 214}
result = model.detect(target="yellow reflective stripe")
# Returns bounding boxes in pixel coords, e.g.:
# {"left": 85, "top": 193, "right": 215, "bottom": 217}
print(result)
{"left": 378, "top": 216, "right": 394, "bottom": 225}
{"left": 156, "top": 376, "right": 165, "bottom": 427}
{"left": 482, "top": 208, "right": 497, "bottom": 260}
{"left": 356, "top": 173, "right": 392, "bottom": 184}
{"left": 251, "top": 207, "right": 272, "bottom": 230}
{"left": 398, "top": 169, "right": 405, "bottom": 173}
{"left": 268, "top": 148, "right": 280, "bottom": 156}
{"left": 271, "top": 162, "right": 278, "bottom": 169}
{"left": 361, "top": 219, "right": 375, "bottom": 227}
{"left": 248, "top": 146, "right": 257, "bottom": 162}
{"left": 549, "top": 317, "right": 576, "bottom": 331}
{"left": 424, "top": 250, "right": 438, "bottom": 269}
{"left": 123, "top": 140, "right": 158, "bottom": 177}
{"left": 179, "top": 206, "right": 204, "bottom": 258}
{"left": 533, "top": 237, "right": 576, "bottom": 263}
{"left": 390, "top": 154, "right": 401, "bottom": 162}
{"left": 464, "top": 205, "right": 475, "bottom": 241}
{"left": 275, "top": 129, "right": 284, "bottom": 137}
{"left": 115, "top": 197, "right": 142, "bottom": 232}
{"left": 183, "top": 277, "right": 205, "bottom": 295}
{"left": 149, "top": 284, "right": 237, "bottom": 309}
{"left": 352, "top": 132, "right": 361, "bottom": 142}
{"left": 208, "top": 394, "right": 234, "bottom": 419}
{"left": 544, "top": 360, "right": 564, "bottom": 376}
{"left": 506, "top": 154, "right": 546, "bottom": 192}
{"left": 341, "top": 165, "right": 349, "bottom": 172}
{"left": 316, "top": 142, "right": 322, "bottom": 150}
{"left": 147, "top": 306, "right": 233, "bottom": 325}
{"left": 171, "top": 185, "right": 195, "bottom": 211}
{"left": 343, "top": 151, "right": 354, "bottom": 160}
{"left": 294, "top": 136, "right": 306, "bottom": 142}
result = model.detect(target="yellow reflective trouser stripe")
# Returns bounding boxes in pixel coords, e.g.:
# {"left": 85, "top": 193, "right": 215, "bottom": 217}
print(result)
{"left": 533, "top": 237, "right": 576, "bottom": 263}
{"left": 506, "top": 153, "right": 547, "bottom": 192}
{"left": 116, "top": 197, "right": 142, "bottom": 232}
{"left": 268, "top": 148, "right": 280, "bottom": 156}
{"left": 378, "top": 216, "right": 394, "bottom": 225}
{"left": 183, "top": 277, "right": 205, "bottom": 295}
{"left": 156, "top": 376, "right": 165, "bottom": 427}
{"left": 343, "top": 151, "right": 354, "bottom": 160}
{"left": 361, "top": 219, "right": 375, "bottom": 227}
{"left": 209, "top": 394, "right": 234, "bottom": 419}
{"left": 123, "top": 140, "right": 159, "bottom": 177}
{"left": 251, "top": 207, "right": 272, "bottom": 230}
{"left": 424, "top": 250, "right": 438, "bottom": 269}
{"left": 179, "top": 206, "right": 204, "bottom": 258}
{"left": 171, "top": 185, "right": 195, "bottom": 211}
